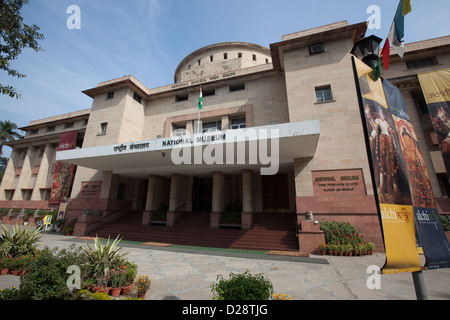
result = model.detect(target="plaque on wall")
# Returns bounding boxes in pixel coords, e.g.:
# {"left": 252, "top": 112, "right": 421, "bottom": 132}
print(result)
{"left": 79, "top": 181, "right": 103, "bottom": 199}
{"left": 312, "top": 169, "right": 366, "bottom": 196}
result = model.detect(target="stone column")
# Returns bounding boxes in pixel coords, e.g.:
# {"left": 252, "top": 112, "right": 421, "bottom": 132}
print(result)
{"left": 143, "top": 175, "right": 168, "bottom": 225}
{"left": 211, "top": 171, "right": 225, "bottom": 228}
{"left": 0, "top": 149, "right": 21, "bottom": 200}
{"left": 31, "top": 143, "right": 55, "bottom": 201}
{"left": 241, "top": 169, "right": 254, "bottom": 229}
{"left": 12, "top": 146, "right": 36, "bottom": 201}
{"left": 167, "top": 173, "right": 187, "bottom": 226}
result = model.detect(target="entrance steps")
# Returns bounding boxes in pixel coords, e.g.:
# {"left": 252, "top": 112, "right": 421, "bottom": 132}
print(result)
{"left": 87, "top": 212, "right": 299, "bottom": 252}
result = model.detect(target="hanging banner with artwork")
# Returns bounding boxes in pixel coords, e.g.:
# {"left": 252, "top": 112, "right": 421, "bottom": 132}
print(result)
{"left": 49, "top": 131, "right": 78, "bottom": 203}
{"left": 352, "top": 56, "right": 421, "bottom": 274}
{"left": 417, "top": 69, "right": 450, "bottom": 184}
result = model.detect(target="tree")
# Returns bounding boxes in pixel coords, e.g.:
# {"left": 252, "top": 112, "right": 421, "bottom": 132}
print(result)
{"left": 0, "top": 156, "right": 7, "bottom": 183}
{"left": 1, "top": 0, "right": 45, "bottom": 99}
{"left": 0, "top": 120, "right": 22, "bottom": 154}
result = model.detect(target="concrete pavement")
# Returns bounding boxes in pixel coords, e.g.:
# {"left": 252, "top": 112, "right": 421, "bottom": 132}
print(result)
{"left": 1, "top": 232, "right": 449, "bottom": 300}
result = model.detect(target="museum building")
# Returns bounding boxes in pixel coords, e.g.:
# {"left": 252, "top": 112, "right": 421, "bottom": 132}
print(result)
{"left": 1, "top": 21, "right": 449, "bottom": 253}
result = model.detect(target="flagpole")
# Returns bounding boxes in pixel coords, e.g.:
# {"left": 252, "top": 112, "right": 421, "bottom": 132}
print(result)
{"left": 197, "top": 86, "right": 202, "bottom": 134}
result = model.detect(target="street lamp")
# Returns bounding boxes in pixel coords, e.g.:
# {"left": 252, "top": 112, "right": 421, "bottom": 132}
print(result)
{"left": 351, "top": 35, "right": 383, "bottom": 69}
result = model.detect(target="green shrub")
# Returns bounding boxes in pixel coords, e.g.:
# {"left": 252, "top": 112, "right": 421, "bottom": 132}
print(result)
{"left": 440, "top": 215, "right": 450, "bottom": 232}
{"left": 320, "top": 221, "right": 366, "bottom": 246}
{"left": 0, "top": 287, "right": 18, "bottom": 300}
{"left": 211, "top": 271, "right": 274, "bottom": 300}
{"left": 18, "top": 245, "right": 87, "bottom": 300}
{"left": 82, "top": 236, "right": 128, "bottom": 286}
{"left": 0, "top": 224, "right": 42, "bottom": 258}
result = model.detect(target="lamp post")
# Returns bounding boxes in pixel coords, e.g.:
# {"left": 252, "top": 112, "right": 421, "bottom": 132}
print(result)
{"left": 350, "top": 35, "right": 383, "bottom": 69}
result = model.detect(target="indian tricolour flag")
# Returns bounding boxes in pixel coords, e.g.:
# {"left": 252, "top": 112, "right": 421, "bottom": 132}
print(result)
{"left": 198, "top": 87, "right": 203, "bottom": 110}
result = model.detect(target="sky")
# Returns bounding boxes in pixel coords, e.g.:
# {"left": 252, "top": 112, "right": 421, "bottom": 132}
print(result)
{"left": 1, "top": 0, "right": 449, "bottom": 157}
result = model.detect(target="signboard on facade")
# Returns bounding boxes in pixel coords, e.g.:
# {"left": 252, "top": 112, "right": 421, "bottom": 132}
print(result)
{"left": 312, "top": 169, "right": 366, "bottom": 196}
{"left": 79, "top": 181, "right": 103, "bottom": 199}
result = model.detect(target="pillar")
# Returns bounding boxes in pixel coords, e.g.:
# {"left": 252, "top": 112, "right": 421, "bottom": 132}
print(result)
{"left": 12, "top": 145, "right": 36, "bottom": 201}
{"left": 211, "top": 171, "right": 226, "bottom": 228}
{"left": 241, "top": 169, "right": 254, "bottom": 229}
{"left": 143, "top": 175, "right": 168, "bottom": 225}
{"left": 31, "top": 143, "right": 55, "bottom": 201}
{"left": 0, "top": 149, "right": 21, "bottom": 200}
{"left": 167, "top": 173, "right": 187, "bottom": 226}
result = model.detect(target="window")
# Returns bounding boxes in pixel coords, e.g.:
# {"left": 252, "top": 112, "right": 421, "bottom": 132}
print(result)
{"left": 210, "top": 55, "right": 214, "bottom": 62}
{"left": 252, "top": 54, "right": 257, "bottom": 61}
{"left": 265, "top": 58, "right": 269, "bottom": 64}
{"left": 202, "top": 120, "right": 221, "bottom": 133}
{"left": 21, "top": 189, "right": 32, "bottom": 201}
{"left": 309, "top": 43, "right": 324, "bottom": 54}
{"left": 100, "top": 122, "right": 108, "bottom": 135}
{"left": 40, "top": 189, "right": 51, "bottom": 201}
{"left": 229, "top": 83, "right": 245, "bottom": 92}
{"left": 198, "top": 59, "right": 201, "bottom": 66}
{"left": 4, "top": 190, "right": 14, "bottom": 201}
{"left": 47, "top": 126, "right": 55, "bottom": 132}
{"left": 406, "top": 57, "right": 438, "bottom": 70}
{"left": 117, "top": 183, "right": 126, "bottom": 200}
{"left": 175, "top": 94, "right": 188, "bottom": 102}
{"left": 133, "top": 93, "right": 142, "bottom": 104}
{"left": 30, "top": 129, "right": 38, "bottom": 135}
{"left": 203, "top": 88, "right": 215, "bottom": 97}
{"left": 106, "top": 91, "right": 114, "bottom": 99}
{"left": 64, "top": 122, "right": 74, "bottom": 129}
{"left": 224, "top": 53, "right": 228, "bottom": 60}
{"left": 231, "top": 117, "right": 246, "bottom": 129}
{"left": 315, "top": 85, "right": 333, "bottom": 103}
{"left": 238, "top": 52, "right": 242, "bottom": 58}
{"left": 173, "top": 125, "right": 187, "bottom": 137}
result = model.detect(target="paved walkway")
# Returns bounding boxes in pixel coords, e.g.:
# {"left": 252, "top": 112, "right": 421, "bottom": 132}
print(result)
{"left": 1, "top": 232, "right": 449, "bottom": 300}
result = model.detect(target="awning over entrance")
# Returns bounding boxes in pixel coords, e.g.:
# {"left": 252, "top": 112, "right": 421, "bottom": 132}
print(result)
{"left": 56, "top": 120, "right": 320, "bottom": 178}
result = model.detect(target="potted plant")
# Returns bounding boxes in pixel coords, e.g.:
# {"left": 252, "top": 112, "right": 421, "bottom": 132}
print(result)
{"left": 55, "top": 218, "right": 65, "bottom": 232}
{"left": 23, "top": 210, "right": 35, "bottom": 226}
{"left": 366, "top": 242, "right": 375, "bottom": 255}
{"left": 0, "top": 257, "right": 11, "bottom": 275}
{"left": 109, "top": 267, "right": 126, "bottom": 297}
{"left": 10, "top": 208, "right": 21, "bottom": 219}
{"left": 134, "top": 275, "right": 151, "bottom": 299}
{"left": 327, "top": 244, "right": 337, "bottom": 255}
{"left": 318, "top": 243, "right": 327, "bottom": 255}
{"left": 0, "top": 208, "right": 10, "bottom": 223}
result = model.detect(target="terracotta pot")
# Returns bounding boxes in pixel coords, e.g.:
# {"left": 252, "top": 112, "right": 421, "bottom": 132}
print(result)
{"left": 110, "top": 287, "right": 121, "bottom": 297}
{"left": 99, "top": 287, "right": 111, "bottom": 294}
{"left": 10, "top": 270, "right": 20, "bottom": 276}
{"left": 137, "top": 292, "right": 146, "bottom": 299}
{"left": 121, "top": 284, "right": 132, "bottom": 295}
{"left": 1, "top": 268, "right": 9, "bottom": 275}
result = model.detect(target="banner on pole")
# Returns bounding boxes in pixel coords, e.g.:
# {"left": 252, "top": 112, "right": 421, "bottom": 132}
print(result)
{"left": 418, "top": 69, "right": 450, "bottom": 184}
{"left": 353, "top": 57, "right": 421, "bottom": 274}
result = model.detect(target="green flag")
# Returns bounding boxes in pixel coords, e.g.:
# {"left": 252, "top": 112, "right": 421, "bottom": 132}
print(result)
{"left": 198, "top": 87, "right": 203, "bottom": 110}
{"left": 373, "top": 58, "right": 381, "bottom": 81}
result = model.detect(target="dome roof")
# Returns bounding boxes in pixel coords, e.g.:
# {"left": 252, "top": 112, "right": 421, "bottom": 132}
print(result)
{"left": 174, "top": 42, "right": 271, "bottom": 83}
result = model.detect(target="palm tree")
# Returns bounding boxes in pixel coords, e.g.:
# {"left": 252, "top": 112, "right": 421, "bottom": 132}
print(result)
{"left": 0, "top": 120, "right": 22, "bottom": 155}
